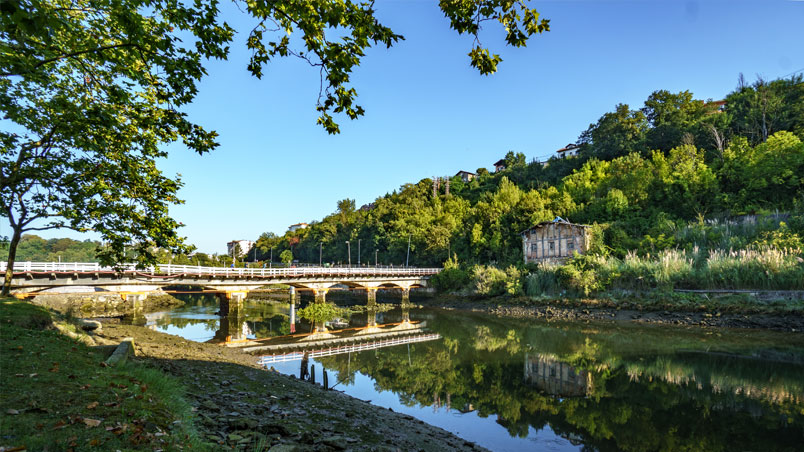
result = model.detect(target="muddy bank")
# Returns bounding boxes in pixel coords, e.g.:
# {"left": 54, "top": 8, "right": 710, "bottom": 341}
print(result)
{"left": 420, "top": 297, "right": 804, "bottom": 332}
{"left": 31, "top": 292, "right": 184, "bottom": 318}
{"left": 96, "top": 323, "right": 486, "bottom": 451}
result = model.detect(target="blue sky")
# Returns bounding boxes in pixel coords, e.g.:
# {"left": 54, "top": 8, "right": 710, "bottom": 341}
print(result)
{"left": 16, "top": 0, "right": 804, "bottom": 254}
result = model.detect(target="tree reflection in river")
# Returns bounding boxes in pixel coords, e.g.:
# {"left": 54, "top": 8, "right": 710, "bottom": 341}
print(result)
{"left": 316, "top": 309, "right": 804, "bottom": 451}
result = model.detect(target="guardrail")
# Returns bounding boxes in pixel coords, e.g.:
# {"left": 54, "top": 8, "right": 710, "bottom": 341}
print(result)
{"left": 1, "top": 262, "right": 441, "bottom": 278}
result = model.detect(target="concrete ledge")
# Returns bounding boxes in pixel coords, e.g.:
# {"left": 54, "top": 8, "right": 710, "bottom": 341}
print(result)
{"left": 105, "top": 337, "right": 135, "bottom": 366}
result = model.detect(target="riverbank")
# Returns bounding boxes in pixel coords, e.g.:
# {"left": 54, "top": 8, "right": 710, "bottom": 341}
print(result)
{"left": 417, "top": 291, "right": 804, "bottom": 332}
{"left": 0, "top": 298, "right": 487, "bottom": 451}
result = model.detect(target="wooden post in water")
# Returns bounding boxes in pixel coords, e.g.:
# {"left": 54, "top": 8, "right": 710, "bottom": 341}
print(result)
{"left": 300, "top": 351, "right": 309, "bottom": 380}
{"left": 310, "top": 364, "right": 316, "bottom": 384}
{"left": 323, "top": 370, "right": 329, "bottom": 390}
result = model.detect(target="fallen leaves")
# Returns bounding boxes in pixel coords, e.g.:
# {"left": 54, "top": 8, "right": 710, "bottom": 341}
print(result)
{"left": 85, "top": 402, "right": 98, "bottom": 410}
{"left": 5, "top": 409, "right": 20, "bottom": 415}
{"left": 82, "top": 418, "right": 101, "bottom": 428}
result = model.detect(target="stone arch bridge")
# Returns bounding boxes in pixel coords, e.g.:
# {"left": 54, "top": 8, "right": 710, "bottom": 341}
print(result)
{"left": 4, "top": 262, "right": 440, "bottom": 314}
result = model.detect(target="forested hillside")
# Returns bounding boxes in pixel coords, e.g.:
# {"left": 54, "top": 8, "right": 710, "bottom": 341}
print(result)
{"left": 255, "top": 76, "right": 804, "bottom": 270}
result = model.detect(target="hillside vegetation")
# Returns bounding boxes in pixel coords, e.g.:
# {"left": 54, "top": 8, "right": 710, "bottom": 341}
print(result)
{"left": 5, "top": 76, "right": 803, "bottom": 296}
{"left": 248, "top": 76, "right": 804, "bottom": 293}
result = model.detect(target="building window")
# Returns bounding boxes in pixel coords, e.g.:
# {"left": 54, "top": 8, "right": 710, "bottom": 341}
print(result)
{"left": 568, "top": 241, "right": 575, "bottom": 250}
{"left": 550, "top": 366, "right": 557, "bottom": 377}
{"left": 531, "top": 244, "right": 538, "bottom": 253}
{"left": 548, "top": 241, "right": 555, "bottom": 251}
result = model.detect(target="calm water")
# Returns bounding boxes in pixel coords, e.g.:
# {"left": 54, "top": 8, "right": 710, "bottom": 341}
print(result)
{"left": 142, "top": 295, "right": 804, "bottom": 451}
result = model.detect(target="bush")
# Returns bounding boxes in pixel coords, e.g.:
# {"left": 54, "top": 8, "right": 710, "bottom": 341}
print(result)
{"left": 524, "top": 264, "right": 562, "bottom": 296}
{"left": 557, "top": 254, "right": 602, "bottom": 296}
{"left": 431, "top": 255, "right": 471, "bottom": 292}
{"left": 471, "top": 265, "right": 523, "bottom": 296}
{"left": 297, "top": 302, "right": 342, "bottom": 324}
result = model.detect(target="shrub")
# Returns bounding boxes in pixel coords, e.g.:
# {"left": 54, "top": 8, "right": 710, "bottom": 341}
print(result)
{"left": 431, "top": 255, "right": 471, "bottom": 293}
{"left": 470, "top": 265, "right": 524, "bottom": 296}
{"left": 297, "top": 302, "right": 341, "bottom": 324}
{"left": 472, "top": 265, "right": 509, "bottom": 296}
{"left": 524, "top": 264, "right": 562, "bottom": 296}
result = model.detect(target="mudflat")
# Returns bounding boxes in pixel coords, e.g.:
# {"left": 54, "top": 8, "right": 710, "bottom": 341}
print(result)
{"left": 97, "top": 324, "right": 486, "bottom": 451}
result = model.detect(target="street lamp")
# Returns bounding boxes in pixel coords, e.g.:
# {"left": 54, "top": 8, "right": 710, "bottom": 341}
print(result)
{"left": 345, "top": 241, "right": 351, "bottom": 267}
{"left": 406, "top": 234, "right": 411, "bottom": 267}
{"left": 375, "top": 249, "right": 378, "bottom": 267}
{"left": 269, "top": 246, "right": 273, "bottom": 268}
{"left": 319, "top": 242, "right": 323, "bottom": 266}
{"left": 357, "top": 239, "right": 361, "bottom": 266}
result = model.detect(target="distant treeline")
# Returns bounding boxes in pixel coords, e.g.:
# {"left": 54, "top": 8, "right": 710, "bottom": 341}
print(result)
{"left": 0, "top": 236, "right": 100, "bottom": 263}
{"left": 252, "top": 75, "right": 804, "bottom": 267}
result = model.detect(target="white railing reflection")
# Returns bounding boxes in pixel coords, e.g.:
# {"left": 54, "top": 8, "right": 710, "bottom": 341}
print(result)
{"left": 257, "top": 333, "right": 442, "bottom": 364}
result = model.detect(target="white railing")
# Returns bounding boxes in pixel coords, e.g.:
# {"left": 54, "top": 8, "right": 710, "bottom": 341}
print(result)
{"left": 257, "top": 333, "right": 442, "bottom": 364}
{"left": 1, "top": 261, "right": 441, "bottom": 278}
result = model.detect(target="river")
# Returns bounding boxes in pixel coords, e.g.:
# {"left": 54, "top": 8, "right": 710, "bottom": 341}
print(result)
{"left": 137, "top": 294, "right": 804, "bottom": 451}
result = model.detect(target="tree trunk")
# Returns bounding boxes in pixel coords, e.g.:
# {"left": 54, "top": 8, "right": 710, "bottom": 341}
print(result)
{"left": 2, "top": 226, "right": 22, "bottom": 296}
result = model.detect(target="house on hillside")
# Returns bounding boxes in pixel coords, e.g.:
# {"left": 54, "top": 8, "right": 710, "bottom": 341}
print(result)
{"left": 288, "top": 222, "right": 308, "bottom": 233}
{"left": 493, "top": 159, "right": 506, "bottom": 172}
{"left": 521, "top": 217, "right": 590, "bottom": 264}
{"left": 455, "top": 170, "right": 476, "bottom": 183}
{"left": 556, "top": 143, "right": 581, "bottom": 159}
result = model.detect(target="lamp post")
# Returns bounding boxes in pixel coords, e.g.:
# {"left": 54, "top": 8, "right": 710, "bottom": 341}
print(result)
{"left": 406, "top": 234, "right": 411, "bottom": 267}
{"left": 357, "top": 239, "right": 361, "bottom": 266}
{"left": 345, "top": 241, "right": 351, "bottom": 267}
{"left": 269, "top": 246, "right": 273, "bottom": 268}
{"left": 375, "top": 249, "right": 378, "bottom": 267}
{"left": 319, "top": 242, "right": 323, "bottom": 266}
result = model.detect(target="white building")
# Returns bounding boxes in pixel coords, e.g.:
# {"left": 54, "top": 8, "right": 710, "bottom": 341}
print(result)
{"left": 288, "top": 222, "right": 308, "bottom": 233}
{"left": 227, "top": 240, "right": 255, "bottom": 258}
{"left": 556, "top": 143, "right": 580, "bottom": 158}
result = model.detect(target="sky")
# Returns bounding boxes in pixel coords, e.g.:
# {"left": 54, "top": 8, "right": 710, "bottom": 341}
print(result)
{"left": 10, "top": 0, "right": 804, "bottom": 255}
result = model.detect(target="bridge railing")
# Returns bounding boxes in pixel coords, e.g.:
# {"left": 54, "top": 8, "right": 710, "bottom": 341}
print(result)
{"left": 2, "top": 261, "right": 441, "bottom": 278}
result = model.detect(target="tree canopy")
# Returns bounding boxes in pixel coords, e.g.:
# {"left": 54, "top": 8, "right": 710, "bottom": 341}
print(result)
{"left": 1, "top": 0, "right": 551, "bottom": 294}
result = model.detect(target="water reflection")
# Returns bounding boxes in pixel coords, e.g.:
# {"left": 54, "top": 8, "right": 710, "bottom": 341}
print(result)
{"left": 140, "top": 295, "right": 804, "bottom": 451}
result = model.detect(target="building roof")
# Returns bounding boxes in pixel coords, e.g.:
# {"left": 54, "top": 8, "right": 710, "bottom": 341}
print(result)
{"left": 288, "top": 222, "right": 308, "bottom": 227}
{"left": 493, "top": 159, "right": 506, "bottom": 166}
{"left": 520, "top": 216, "right": 589, "bottom": 234}
{"left": 557, "top": 143, "right": 581, "bottom": 153}
{"left": 455, "top": 170, "right": 476, "bottom": 176}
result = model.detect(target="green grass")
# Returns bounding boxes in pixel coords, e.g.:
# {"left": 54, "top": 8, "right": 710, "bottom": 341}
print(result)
{"left": 0, "top": 298, "right": 204, "bottom": 451}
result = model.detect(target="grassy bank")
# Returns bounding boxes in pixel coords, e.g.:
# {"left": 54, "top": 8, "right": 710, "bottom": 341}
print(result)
{"left": 431, "top": 245, "right": 804, "bottom": 315}
{"left": 0, "top": 298, "right": 203, "bottom": 451}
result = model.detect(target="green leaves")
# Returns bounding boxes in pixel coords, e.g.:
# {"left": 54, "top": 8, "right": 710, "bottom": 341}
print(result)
{"left": 469, "top": 47, "right": 502, "bottom": 75}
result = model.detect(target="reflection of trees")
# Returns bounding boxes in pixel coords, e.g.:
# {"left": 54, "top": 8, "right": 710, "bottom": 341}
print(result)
{"left": 316, "top": 309, "right": 804, "bottom": 451}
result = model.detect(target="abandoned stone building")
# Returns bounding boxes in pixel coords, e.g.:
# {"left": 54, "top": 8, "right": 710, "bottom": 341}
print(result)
{"left": 521, "top": 217, "right": 590, "bottom": 264}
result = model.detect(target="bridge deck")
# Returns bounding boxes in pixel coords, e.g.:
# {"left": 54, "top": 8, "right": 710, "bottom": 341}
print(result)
{"left": 3, "top": 262, "right": 440, "bottom": 278}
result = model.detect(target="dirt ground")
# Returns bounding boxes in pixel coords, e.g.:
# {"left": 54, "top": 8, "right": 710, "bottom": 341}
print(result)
{"left": 96, "top": 324, "right": 487, "bottom": 451}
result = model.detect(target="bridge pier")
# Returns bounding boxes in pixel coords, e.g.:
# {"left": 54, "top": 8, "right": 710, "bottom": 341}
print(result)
{"left": 219, "top": 291, "right": 248, "bottom": 316}
{"left": 401, "top": 288, "right": 411, "bottom": 323}
{"left": 313, "top": 288, "right": 328, "bottom": 304}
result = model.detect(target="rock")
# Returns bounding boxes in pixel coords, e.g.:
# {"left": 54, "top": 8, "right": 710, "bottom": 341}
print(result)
{"left": 228, "top": 433, "right": 244, "bottom": 442}
{"left": 321, "top": 436, "right": 348, "bottom": 450}
{"left": 201, "top": 400, "right": 220, "bottom": 411}
{"left": 268, "top": 445, "right": 301, "bottom": 452}
{"left": 78, "top": 319, "right": 102, "bottom": 332}
{"left": 228, "top": 418, "right": 257, "bottom": 430}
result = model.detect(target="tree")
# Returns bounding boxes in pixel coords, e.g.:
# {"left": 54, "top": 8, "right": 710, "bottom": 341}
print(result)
{"left": 1, "top": 0, "right": 551, "bottom": 295}
{"left": 582, "top": 104, "right": 649, "bottom": 160}
{"left": 280, "top": 249, "right": 293, "bottom": 265}
{"left": 641, "top": 90, "right": 708, "bottom": 153}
